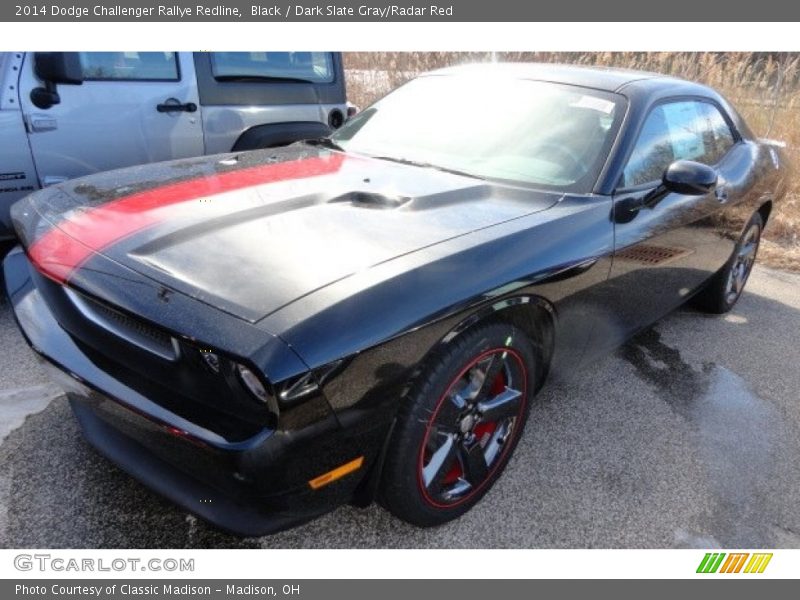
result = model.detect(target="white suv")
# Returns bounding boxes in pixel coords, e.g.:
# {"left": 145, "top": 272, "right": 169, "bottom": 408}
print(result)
{"left": 0, "top": 51, "right": 348, "bottom": 239}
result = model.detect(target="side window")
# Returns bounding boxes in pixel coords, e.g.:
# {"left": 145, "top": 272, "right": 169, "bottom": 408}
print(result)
{"left": 79, "top": 52, "right": 179, "bottom": 81}
{"left": 209, "top": 52, "right": 335, "bottom": 84}
{"left": 622, "top": 100, "right": 736, "bottom": 188}
{"left": 697, "top": 102, "right": 736, "bottom": 165}
{"left": 622, "top": 105, "right": 674, "bottom": 187}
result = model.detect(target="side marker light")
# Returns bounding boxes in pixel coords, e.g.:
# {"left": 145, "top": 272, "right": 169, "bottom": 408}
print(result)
{"left": 308, "top": 456, "right": 365, "bottom": 490}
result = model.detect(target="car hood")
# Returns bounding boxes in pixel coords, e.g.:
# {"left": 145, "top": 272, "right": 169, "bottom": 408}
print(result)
{"left": 19, "top": 146, "right": 560, "bottom": 322}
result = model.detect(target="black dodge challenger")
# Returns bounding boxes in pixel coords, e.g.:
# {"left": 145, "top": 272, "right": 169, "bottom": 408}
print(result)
{"left": 3, "top": 64, "right": 790, "bottom": 535}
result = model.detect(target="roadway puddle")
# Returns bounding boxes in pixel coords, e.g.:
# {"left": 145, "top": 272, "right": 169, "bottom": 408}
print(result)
{"left": 620, "top": 327, "right": 786, "bottom": 546}
{"left": 0, "top": 384, "right": 62, "bottom": 543}
{"left": 0, "top": 384, "right": 63, "bottom": 445}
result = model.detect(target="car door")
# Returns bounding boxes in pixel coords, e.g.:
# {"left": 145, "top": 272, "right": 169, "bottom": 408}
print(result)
{"left": 594, "top": 98, "right": 740, "bottom": 348}
{"left": 18, "top": 52, "right": 204, "bottom": 186}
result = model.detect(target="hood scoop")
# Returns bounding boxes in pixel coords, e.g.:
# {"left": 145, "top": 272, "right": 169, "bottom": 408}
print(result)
{"left": 330, "top": 190, "right": 411, "bottom": 209}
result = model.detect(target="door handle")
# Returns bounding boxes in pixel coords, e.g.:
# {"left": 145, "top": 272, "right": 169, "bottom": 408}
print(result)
{"left": 26, "top": 113, "right": 58, "bottom": 132}
{"left": 156, "top": 101, "right": 197, "bottom": 113}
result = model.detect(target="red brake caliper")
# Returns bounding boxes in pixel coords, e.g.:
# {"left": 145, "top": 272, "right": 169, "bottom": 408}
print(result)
{"left": 472, "top": 370, "right": 504, "bottom": 442}
{"left": 439, "top": 369, "right": 505, "bottom": 484}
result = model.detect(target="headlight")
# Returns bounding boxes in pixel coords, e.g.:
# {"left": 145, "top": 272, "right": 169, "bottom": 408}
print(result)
{"left": 236, "top": 363, "right": 270, "bottom": 404}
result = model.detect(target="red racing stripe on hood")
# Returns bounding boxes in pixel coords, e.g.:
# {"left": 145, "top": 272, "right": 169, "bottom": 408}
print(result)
{"left": 28, "top": 153, "right": 346, "bottom": 284}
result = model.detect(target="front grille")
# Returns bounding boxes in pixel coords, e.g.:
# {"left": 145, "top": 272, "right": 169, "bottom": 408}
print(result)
{"left": 615, "top": 244, "right": 693, "bottom": 266}
{"left": 73, "top": 340, "right": 268, "bottom": 441}
{"left": 65, "top": 288, "right": 178, "bottom": 361}
{"left": 30, "top": 272, "right": 273, "bottom": 441}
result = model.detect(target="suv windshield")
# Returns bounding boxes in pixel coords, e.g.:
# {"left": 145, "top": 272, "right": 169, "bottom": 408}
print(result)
{"left": 332, "top": 74, "right": 626, "bottom": 191}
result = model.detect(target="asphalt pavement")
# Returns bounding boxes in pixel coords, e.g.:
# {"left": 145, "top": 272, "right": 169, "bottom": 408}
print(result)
{"left": 1, "top": 264, "right": 799, "bottom": 549}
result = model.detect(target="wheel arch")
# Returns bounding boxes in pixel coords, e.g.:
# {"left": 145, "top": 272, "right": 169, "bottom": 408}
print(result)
{"left": 757, "top": 198, "right": 773, "bottom": 226}
{"left": 231, "top": 121, "right": 332, "bottom": 151}
{"left": 437, "top": 295, "right": 556, "bottom": 392}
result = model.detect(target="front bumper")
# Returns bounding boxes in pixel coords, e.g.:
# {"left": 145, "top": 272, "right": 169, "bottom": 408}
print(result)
{"left": 3, "top": 247, "right": 385, "bottom": 536}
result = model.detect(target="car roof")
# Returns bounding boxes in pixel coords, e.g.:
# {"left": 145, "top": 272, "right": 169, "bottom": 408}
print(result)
{"left": 427, "top": 62, "right": 699, "bottom": 95}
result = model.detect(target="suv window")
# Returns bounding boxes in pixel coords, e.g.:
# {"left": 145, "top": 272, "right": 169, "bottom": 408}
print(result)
{"left": 210, "top": 52, "right": 335, "bottom": 84}
{"left": 79, "top": 52, "right": 179, "bottom": 81}
{"left": 622, "top": 100, "right": 735, "bottom": 188}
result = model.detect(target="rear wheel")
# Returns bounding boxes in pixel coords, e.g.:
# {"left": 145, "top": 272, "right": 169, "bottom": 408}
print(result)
{"left": 694, "top": 212, "right": 762, "bottom": 314}
{"left": 379, "top": 322, "right": 537, "bottom": 527}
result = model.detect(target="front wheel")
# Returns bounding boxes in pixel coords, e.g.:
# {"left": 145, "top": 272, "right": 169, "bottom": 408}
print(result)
{"left": 379, "top": 322, "right": 537, "bottom": 527}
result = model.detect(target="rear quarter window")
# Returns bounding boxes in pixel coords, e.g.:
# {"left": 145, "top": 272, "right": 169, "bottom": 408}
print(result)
{"left": 79, "top": 52, "right": 179, "bottom": 81}
{"left": 210, "top": 52, "right": 335, "bottom": 84}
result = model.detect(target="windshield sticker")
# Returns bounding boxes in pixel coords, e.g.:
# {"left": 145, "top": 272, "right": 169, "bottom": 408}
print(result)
{"left": 570, "top": 96, "right": 616, "bottom": 114}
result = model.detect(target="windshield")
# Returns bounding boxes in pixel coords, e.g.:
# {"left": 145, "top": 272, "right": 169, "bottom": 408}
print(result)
{"left": 332, "top": 74, "right": 626, "bottom": 191}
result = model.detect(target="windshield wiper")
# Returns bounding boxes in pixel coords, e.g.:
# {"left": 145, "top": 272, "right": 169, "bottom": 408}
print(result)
{"left": 214, "top": 74, "right": 317, "bottom": 84}
{"left": 368, "top": 155, "right": 485, "bottom": 180}
{"left": 303, "top": 138, "right": 346, "bottom": 151}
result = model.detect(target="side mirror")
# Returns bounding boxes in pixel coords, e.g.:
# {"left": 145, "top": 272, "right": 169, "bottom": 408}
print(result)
{"left": 34, "top": 52, "right": 84, "bottom": 85}
{"left": 662, "top": 160, "right": 717, "bottom": 196}
{"left": 30, "top": 52, "right": 83, "bottom": 110}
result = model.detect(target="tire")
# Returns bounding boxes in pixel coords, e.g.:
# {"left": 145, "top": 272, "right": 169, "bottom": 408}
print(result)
{"left": 693, "top": 212, "right": 763, "bottom": 314}
{"left": 379, "top": 322, "right": 537, "bottom": 527}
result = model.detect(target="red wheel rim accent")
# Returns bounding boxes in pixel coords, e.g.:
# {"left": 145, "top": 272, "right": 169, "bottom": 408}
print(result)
{"left": 417, "top": 346, "right": 528, "bottom": 509}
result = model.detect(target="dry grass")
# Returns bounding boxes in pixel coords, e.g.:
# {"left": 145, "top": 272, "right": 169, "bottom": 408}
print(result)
{"left": 344, "top": 52, "right": 800, "bottom": 272}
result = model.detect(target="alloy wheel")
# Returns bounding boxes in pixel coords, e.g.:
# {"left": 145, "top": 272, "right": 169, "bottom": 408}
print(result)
{"left": 725, "top": 223, "right": 761, "bottom": 305}
{"left": 417, "top": 347, "right": 528, "bottom": 507}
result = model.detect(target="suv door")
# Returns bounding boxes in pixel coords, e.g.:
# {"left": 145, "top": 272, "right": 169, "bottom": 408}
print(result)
{"left": 194, "top": 52, "right": 348, "bottom": 153}
{"left": 598, "top": 98, "right": 741, "bottom": 347}
{"left": 18, "top": 52, "right": 204, "bottom": 186}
